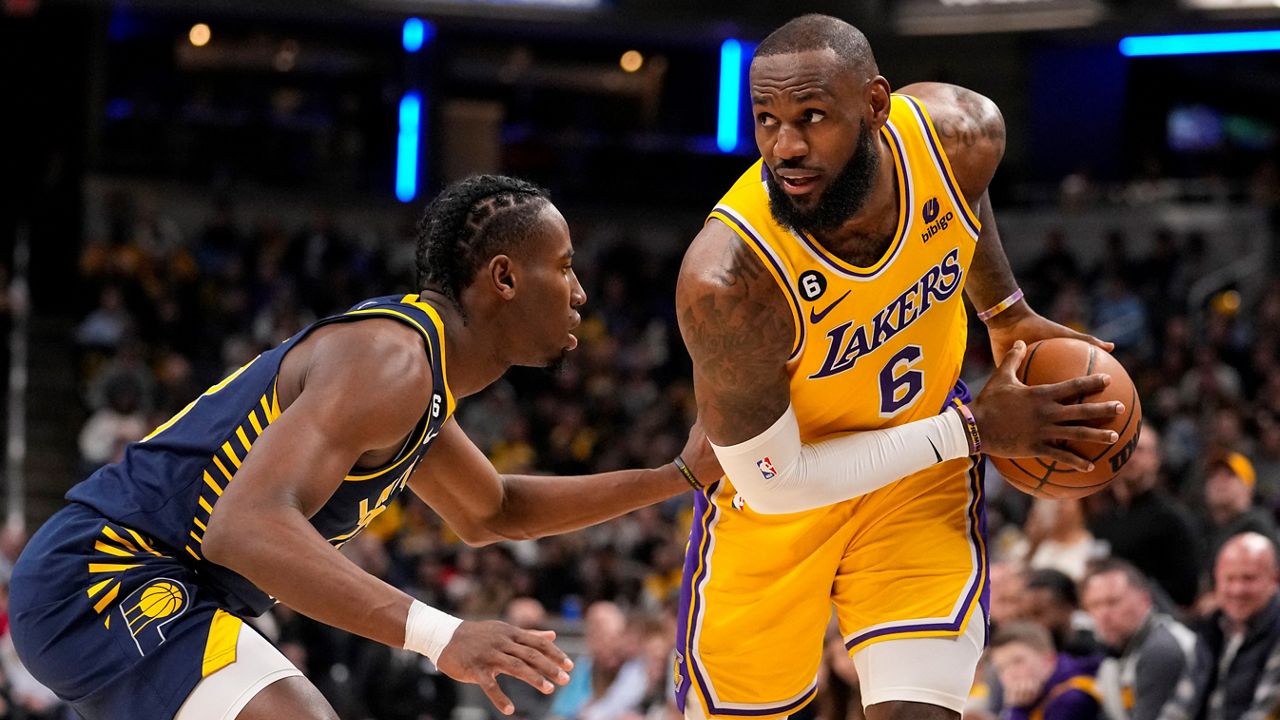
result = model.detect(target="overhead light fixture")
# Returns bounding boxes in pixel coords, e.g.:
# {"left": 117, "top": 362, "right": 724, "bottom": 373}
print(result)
{"left": 396, "top": 92, "right": 422, "bottom": 203}
{"left": 188, "top": 23, "right": 211, "bottom": 47}
{"left": 1180, "top": 0, "right": 1280, "bottom": 9}
{"left": 620, "top": 50, "right": 643, "bottom": 73}
{"left": 896, "top": 0, "right": 1104, "bottom": 35}
{"left": 717, "top": 39, "right": 743, "bottom": 154}
{"left": 1120, "top": 29, "right": 1280, "bottom": 56}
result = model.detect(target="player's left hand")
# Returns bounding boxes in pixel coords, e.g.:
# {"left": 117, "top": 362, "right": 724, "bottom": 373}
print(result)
{"left": 984, "top": 305, "right": 1112, "bottom": 364}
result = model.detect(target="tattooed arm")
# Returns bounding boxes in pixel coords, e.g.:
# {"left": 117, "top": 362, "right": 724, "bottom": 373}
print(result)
{"left": 901, "top": 82, "right": 1109, "bottom": 361}
{"left": 676, "top": 219, "right": 793, "bottom": 446}
{"left": 675, "top": 219, "right": 1116, "bottom": 511}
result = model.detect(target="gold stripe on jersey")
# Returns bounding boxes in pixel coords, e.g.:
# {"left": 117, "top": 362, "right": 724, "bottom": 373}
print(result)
{"left": 340, "top": 297, "right": 454, "bottom": 482}
{"left": 202, "top": 610, "right": 243, "bottom": 677}
{"left": 186, "top": 389, "right": 277, "bottom": 561}
{"left": 221, "top": 441, "right": 241, "bottom": 469}
{"left": 92, "top": 583, "right": 121, "bottom": 614}
{"left": 84, "top": 523, "right": 169, "bottom": 618}
{"left": 143, "top": 357, "right": 260, "bottom": 443}
{"left": 124, "top": 528, "right": 163, "bottom": 557}
{"left": 101, "top": 526, "right": 140, "bottom": 553}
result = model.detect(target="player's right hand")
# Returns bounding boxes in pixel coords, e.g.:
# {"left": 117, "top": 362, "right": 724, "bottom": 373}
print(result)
{"left": 435, "top": 620, "right": 574, "bottom": 716}
{"left": 970, "top": 340, "right": 1125, "bottom": 471}
{"left": 680, "top": 418, "right": 723, "bottom": 485}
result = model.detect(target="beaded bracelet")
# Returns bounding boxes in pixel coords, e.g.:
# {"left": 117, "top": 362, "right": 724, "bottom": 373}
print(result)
{"left": 977, "top": 288, "right": 1025, "bottom": 322}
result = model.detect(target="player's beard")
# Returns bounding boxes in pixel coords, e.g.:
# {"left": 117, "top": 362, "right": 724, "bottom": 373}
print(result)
{"left": 765, "top": 119, "right": 879, "bottom": 234}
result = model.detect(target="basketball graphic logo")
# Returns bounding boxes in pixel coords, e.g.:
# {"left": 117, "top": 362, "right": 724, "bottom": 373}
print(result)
{"left": 120, "top": 579, "right": 189, "bottom": 655}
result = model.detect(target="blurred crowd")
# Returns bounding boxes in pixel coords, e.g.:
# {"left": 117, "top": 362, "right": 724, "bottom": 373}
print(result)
{"left": 0, "top": 183, "right": 1276, "bottom": 720}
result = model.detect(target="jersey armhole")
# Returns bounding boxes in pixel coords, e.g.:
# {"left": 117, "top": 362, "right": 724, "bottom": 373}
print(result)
{"left": 896, "top": 94, "right": 983, "bottom": 239}
{"left": 705, "top": 211, "right": 804, "bottom": 361}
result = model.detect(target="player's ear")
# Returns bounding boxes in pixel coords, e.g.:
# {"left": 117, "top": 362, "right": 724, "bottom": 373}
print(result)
{"left": 488, "top": 255, "right": 517, "bottom": 299}
{"left": 867, "top": 76, "right": 891, "bottom": 127}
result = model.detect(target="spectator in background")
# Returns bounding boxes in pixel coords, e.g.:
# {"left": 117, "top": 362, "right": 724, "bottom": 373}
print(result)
{"left": 990, "top": 562, "right": 1031, "bottom": 631}
{"left": 549, "top": 601, "right": 647, "bottom": 720}
{"left": 1252, "top": 411, "right": 1280, "bottom": 507}
{"left": 1025, "top": 569, "right": 1105, "bottom": 658}
{"left": 989, "top": 622, "right": 1101, "bottom": 720}
{"left": 1080, "top": 559, "right": 1205, "bottom": 720}
{"left": 1089, "top": 426, "right": 1202, "bottom": 608}
{"left": 1016, "top": 499, "right": 1103, "bottom": 582}
{"left": 1092, "top": 274, "right": 1149, "bottom": 355}
{"left": 75, "top": 285, "right": 132, "bottom": 353}
{"left": 1193, "top": 533, "right": 1280, "bottom": 720}
{"left": 1203, "top": 452, "right": 1278, "bottom": 570}
{"left": 76, "top": 373, "right": 148, "bottom": 471}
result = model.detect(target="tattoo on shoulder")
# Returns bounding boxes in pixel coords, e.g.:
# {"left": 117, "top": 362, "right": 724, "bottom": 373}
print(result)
{"left": 930, "top": 87, "right": 1005, "bottom": 150}
{"left": 679, "top": 238, "right": 793, "bottom": 437}
{"left": 714, "top": 238, "right": 764, "bottom": 288}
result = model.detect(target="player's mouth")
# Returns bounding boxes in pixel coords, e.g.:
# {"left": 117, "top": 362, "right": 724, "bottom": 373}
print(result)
{"left": 567, "top": 313, "right": 581, "bottom": 350}
{"left": 776, "top": 169, "right": 821, "bottom": 196}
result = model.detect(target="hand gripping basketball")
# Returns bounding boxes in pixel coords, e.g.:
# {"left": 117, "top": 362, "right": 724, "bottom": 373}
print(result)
{"left": 970, "top": 340, "right": 1125, "bottom": 473}
{"left": 435, "top": 620, "right": 573, "bottom": 716}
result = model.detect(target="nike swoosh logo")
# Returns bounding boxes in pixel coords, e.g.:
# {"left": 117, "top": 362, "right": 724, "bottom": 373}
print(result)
{"left": 928, "top": 437, "right": 943, "bottom": 463}
{"left": 808, "top": 290, "right": 851, "bottom": 324}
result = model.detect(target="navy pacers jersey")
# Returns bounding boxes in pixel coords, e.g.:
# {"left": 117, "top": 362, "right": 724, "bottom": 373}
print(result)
{"left": 65, "top": 293, "right": 455, "bottom": 616}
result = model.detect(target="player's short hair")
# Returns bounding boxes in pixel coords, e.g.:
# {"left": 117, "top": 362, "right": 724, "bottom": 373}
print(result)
{"left": 990, "top": 621, "right": 1055, "bottom": 654}
{"left": 1082, "top": 557, "right": 1151, "bottom": 595}
{"left": 754, "top": 14, "right": 878, "bottom": 76}
{"left": 415, "top": 175, "right": 551, "bottom": 304}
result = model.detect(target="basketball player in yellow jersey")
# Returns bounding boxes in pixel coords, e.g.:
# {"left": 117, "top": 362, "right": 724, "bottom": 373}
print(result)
{"left": 674, "top": 15, "right": 1128, "bottom": 720}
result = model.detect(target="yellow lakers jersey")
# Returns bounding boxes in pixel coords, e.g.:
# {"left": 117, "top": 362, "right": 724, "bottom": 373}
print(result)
{"left": 708, "top": 94, "right": 980, "bottom": 442}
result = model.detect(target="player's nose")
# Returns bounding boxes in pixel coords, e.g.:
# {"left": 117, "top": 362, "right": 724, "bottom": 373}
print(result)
{"left": 773, "top": 124, "right": 808, "bottom": 162}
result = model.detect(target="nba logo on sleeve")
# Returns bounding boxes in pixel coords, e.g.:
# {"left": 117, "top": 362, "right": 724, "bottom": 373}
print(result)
{"left": 756, "top": 457, "right": 777, "bottom": 479}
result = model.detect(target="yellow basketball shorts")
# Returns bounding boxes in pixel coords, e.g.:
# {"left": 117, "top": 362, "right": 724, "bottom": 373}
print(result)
{"left": 674, "top": 457, "right": 988, "bottom": 719}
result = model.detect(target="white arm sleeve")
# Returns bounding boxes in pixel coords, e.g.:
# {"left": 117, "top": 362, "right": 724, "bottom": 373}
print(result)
{"left": 710, "top": 404, "right": 972, "bottom": 514}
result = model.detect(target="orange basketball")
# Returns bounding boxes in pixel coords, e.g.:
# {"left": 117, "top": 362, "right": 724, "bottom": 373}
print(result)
{"left": 988, "top": 338, "right": 1142, "bottom": 499}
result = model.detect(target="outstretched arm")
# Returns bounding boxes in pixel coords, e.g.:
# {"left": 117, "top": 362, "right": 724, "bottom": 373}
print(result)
{"left": 407, "top": 415, "right": 719, "bottom": 545}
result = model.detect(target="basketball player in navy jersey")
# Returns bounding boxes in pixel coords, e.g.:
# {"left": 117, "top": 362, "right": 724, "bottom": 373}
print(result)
{"left": 9, "top": 175, "right": 719, "bottom": 720}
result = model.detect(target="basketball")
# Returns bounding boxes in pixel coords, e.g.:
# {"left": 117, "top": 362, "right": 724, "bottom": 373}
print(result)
{"left": 989, "top": 338, "right": 1142, "bottom": 499}
{"left": 138, "top": 582, "right": 184, "bottom": 619}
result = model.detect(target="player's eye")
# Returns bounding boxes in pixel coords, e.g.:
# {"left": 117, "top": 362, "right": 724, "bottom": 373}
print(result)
{"left": 804, "top": 110, "right": 826, "bottom": 124}
{"left": 757, "top": 113, "right": 777, "bottom": 128}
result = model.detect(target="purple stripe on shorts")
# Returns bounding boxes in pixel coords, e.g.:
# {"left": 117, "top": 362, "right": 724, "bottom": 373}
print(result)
{"left": 844, "top": 450, "right": 989, "bottom": 651}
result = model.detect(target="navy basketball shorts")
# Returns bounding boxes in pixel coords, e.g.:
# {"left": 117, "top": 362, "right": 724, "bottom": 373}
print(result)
{"left": 10, "top": 502, "right": 251, "bottom": 719}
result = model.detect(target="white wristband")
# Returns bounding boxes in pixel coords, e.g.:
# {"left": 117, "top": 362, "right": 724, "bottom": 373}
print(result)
{"left": 404, "top": 599, "right": 463, "bottom": 664}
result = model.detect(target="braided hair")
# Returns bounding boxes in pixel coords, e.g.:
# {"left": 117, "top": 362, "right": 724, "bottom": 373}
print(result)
{"left": 415, "top": 175, "right": 552, "bottom": 304}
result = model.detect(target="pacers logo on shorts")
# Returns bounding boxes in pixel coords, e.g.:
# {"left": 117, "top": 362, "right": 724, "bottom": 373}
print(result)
{"left": 119, "top": 579, "right": 189, "bottom": 656}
